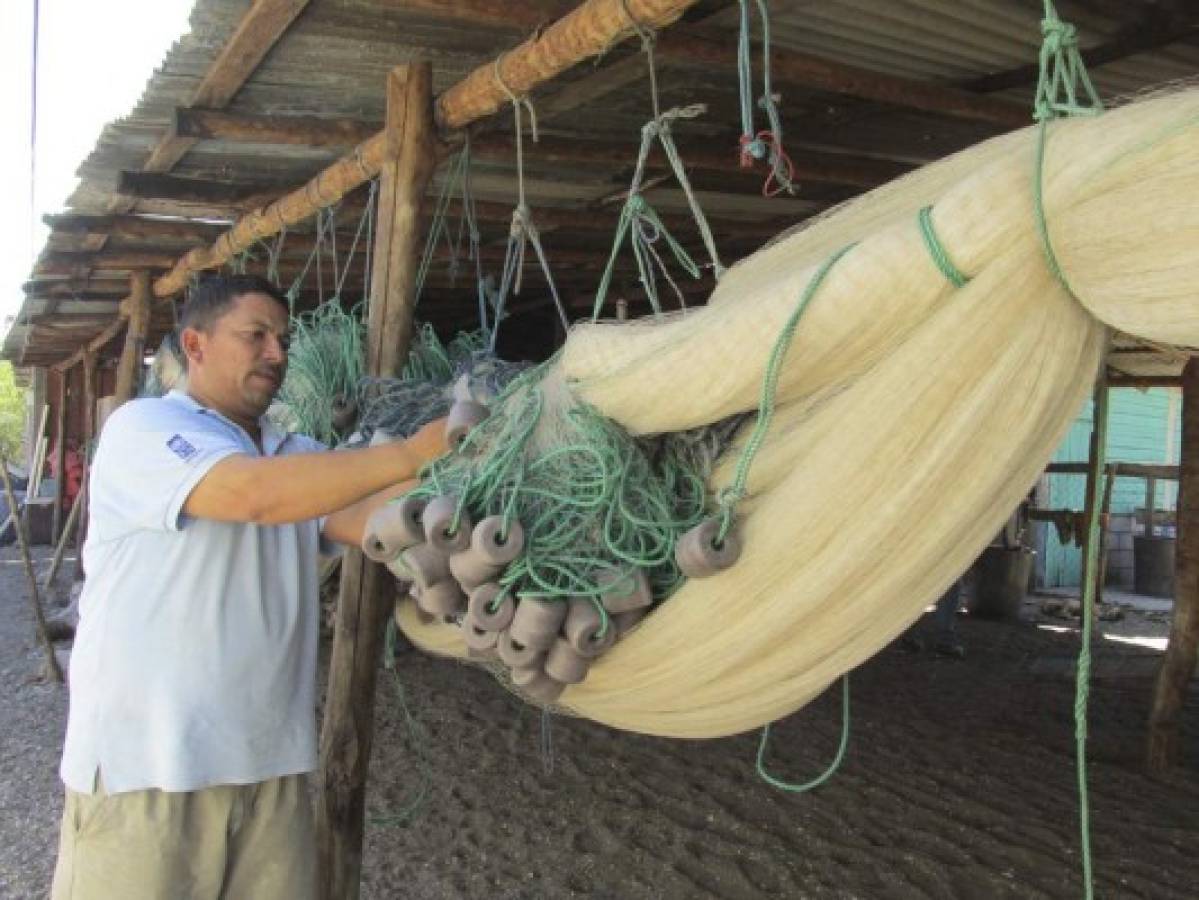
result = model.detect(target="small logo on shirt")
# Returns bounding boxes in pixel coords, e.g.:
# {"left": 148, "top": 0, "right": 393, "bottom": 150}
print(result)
{"left": 167, "top": 434, "right": 198, "bottom": 461}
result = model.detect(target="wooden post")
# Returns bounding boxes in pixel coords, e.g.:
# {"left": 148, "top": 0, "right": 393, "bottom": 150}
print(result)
{"left": 316, "top": 61, "right": 436, "bottom": 900}
{"left": 1079, "top": 380, "right": 1109, "bottom": 611}
{"left": 1145, "top": 476, "right": 1158, "bottom": 537}
{"left": 73, "top": 351, "right": 98, "bottom": 580}
{"left": 1094, "top": 463, "right": 1117, "bottom": 608}
{"left": 113, "top": 270, "right": 152, "bottom": 405}
{"left": 50, "top": 371, "right": 68, "bottom": 543}
{"left": 1148, "top": 360, "right": 1199, "bottom": 771}
{"left": 42, "top": 496, "right": 83, "bottom": 592}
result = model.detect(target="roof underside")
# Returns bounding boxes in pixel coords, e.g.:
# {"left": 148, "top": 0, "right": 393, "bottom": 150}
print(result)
{"left": 8, "top": 0, "right": 1199, "bottom": 375}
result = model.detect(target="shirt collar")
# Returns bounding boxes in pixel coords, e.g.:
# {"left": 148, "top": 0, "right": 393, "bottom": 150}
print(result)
{"left": 166, "top": 389, "right": 288, "bottom": 456}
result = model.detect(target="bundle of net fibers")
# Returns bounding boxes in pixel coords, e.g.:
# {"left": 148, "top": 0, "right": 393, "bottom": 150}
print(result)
{"left": 277, "top": 300, "right": 365, "bottom": 444}
{"left": 356, "top": 325, "right": 531, "bottom": 441}
{"left": 376, "top": 364, "right": 726, "bottom": 702}
{"left": 398, "top": 88, "right": 1199, "bottom": 739}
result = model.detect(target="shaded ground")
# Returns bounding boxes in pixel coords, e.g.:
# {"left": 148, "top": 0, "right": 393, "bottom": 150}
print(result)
{"left": 1, "top": 546, "right": 1196, "bottom": 898}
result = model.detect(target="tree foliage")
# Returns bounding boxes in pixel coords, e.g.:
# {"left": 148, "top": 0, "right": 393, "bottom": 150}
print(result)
{"left": 0, "top": 362, "right": 27, "bottom": 462}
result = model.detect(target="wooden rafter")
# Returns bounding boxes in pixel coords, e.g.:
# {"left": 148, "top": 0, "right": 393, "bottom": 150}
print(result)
{"left": 963, "top": 9, "right": 1199, "bottom": 94}
{"left": 142, "top": 0, "right": 312, "bottom": 175}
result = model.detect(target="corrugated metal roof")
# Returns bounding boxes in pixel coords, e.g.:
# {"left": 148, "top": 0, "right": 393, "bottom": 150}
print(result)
{"left": 8, "top": 0, "right": 1198, "bottom": 370}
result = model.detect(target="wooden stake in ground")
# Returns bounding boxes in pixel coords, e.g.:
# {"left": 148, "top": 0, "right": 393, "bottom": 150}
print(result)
{"left": 0, "top": 453, "right": 64, "bottom": 683}
{"left": 316, "top": 61, "right": 436, "bottom": 900}
{"left": 42, "top": 491, "right": 84, "bottom": 592}
{"left": 1148, "top": 357, "right": 1199, "bottom": 771}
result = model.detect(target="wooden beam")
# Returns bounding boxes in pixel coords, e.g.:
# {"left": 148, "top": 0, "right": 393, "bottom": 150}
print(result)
{"left": 151, "top": 0, "right": 705, "bottom": 299}
{"left": 963, "top": 13, "right": 1199, "bottom": 95}
{"left": 142, "top": 0, "right": 312, "bottom": 174}
{"left": 437, "top": 0, "right": 700, "bottom": 129}
{"left": 654, "top": 31, "right": 1029, "bottom": 129}
{"left": 45, "top": 213, "right": 231, "bottom": 244}
{"left": 316, "top": 61, "right": 437, "bottom": 900}
{"left": 53, "top": 317, "right": 129, "bottom": 372}
{"left": 37, "top": 252, "right": 181, "bottom": 277}
{"left": 1107, "top": 374, "right": 1183, "bottom": 389}
{"left": 173, "top": 107, "right": 380, "bottom": 148}
{"left": 376, "top": 0, "right": 570, "bottom": 31}
{"left": 1148, "top": 356, "right": 1199, "bottom": 772}
{"left": 112, "top": 272, "right": 152, "bottom": 404}
{"left": 117, "top": 171, "right": 286, "bottom": 207}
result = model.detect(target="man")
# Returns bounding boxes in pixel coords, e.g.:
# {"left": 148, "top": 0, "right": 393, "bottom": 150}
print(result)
{"left": 52, "top": 275, "right": 446, "bottom": 899}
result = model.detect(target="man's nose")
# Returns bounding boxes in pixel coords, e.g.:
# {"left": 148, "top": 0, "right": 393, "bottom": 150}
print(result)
{"left": 262, "top": 334, "right": 287, "bottom": 364}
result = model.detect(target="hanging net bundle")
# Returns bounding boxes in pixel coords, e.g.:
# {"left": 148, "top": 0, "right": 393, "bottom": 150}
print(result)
{"left": 381, "top": 87, "right": 1199, "bottom": 739}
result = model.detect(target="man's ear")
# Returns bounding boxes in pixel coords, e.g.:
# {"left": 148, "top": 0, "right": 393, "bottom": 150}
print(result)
{"left": 179, "top": 326, "right": 205, "bottom": 368}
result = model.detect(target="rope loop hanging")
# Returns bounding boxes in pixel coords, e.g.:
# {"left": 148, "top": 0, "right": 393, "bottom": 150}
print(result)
{"left": 756, "top": 675, "right": 851, "bottom": 792}
{"left": 591, "top": 103, "right": 726, "bottom": 321}
{"left": 716, "top": 244, "right": 854, "bottom": 544}
{"left": 415, "top": 143, "right": 483, "bottom": 306}
{"left": 489, "top": 52, "right": 569, "bottom": 350}
{"left": 736, "top": 0, "right": 796, "bottom": 197}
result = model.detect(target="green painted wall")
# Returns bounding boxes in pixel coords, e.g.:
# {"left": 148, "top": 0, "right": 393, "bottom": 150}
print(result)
{"left": 1042, "top": 387, "right": 1182, "bottom": 588}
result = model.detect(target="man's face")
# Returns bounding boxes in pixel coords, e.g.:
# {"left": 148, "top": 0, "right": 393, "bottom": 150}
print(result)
{"left": 182, "top": 292, "right": 290, "bottom": 423}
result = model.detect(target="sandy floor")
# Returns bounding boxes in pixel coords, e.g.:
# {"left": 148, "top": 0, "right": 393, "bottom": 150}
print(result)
{"left": 2, "top": 546, "right": 1197, "bottom": 899}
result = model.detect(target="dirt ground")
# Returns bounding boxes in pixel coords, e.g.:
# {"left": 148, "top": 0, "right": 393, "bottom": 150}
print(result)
{"left": 2, "top": 546, "right": 1197, "bottom": 899}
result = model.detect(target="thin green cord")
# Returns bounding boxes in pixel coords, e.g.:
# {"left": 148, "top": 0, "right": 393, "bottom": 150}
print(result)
{"left": 917, "top": 206, "right": 969, "bottom": 288}
{"left": 1073, "top": 381, "right": 1108, "bottom": 900}
{"left": 370, "top": 619, "right": 432, "bottom": 827}
{"left": 1032, "top": 6, "right": 1103, "bottom": 897}
{"left": 408, "top": 360, "right": 713, "bottom": 605}
{"left": 756, "top": 676, "right": 851, "bottom": 792}
{"left": 717, "top": 244, "right": 854, "bottom": 543}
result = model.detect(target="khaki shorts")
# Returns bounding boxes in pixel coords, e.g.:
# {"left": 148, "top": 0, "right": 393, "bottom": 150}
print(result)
{"left": 51, "top": 774, "right": 316, "bottom": 900}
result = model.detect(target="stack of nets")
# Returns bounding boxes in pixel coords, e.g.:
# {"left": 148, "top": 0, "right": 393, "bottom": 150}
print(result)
{"left": 393, "top": 88, "right": 1199, "bottom": 739}
{"left": 356, "top": 326, "right": 528, "bottom": 442}
{"left": 276, "top": 301, "right": 366, "bottom": 444}
{"left": 276, "top": 304, "right": 527, "bottom": 444}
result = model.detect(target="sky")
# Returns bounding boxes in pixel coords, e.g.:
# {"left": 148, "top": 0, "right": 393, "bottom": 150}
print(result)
{"left": 0, "top": 0, "right": 194, "bottom": 334}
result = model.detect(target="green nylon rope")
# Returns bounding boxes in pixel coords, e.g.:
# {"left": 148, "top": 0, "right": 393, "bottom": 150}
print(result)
{"left": 717, "top": 244, "right": 854, "bottom": 543}
{"left": 917, "top": 206, "right": 970, "bottom": 288}
{"left": 1031, "top": 0, "right": 1103, "bottom": 299}
{"left": 278, "top": 299, "right": 366, "bottom": 443}
{"left": 594, "top": 194, "right": 702, "bottom": 319}
{"left": 1073, "top": 381, "right": 1108, "bottom": 900}
{"left": 1032, "top": 5, "right": 1103, "bottom": 897}
{"left": 370, "top": 619, "right": 432, "bottom": 827}
{"left": 756, "top": 675, "right": 851, "bottom": 792}
{"left": 592, "top": 104, "right": 725, "bottom": 320}
{"left": 407, "top": 361, "right": 712, "bottom": 606}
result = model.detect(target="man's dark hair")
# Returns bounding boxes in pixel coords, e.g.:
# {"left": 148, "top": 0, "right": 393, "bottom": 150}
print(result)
{"left": 180, "top": 275, "right": 289, "bottom": 333}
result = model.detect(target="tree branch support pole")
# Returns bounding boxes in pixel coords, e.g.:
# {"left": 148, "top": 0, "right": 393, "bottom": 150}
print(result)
{"left": 113, "top": 270, "right": 152, "bottom": 406}
{"left": 316, "top": 61, "right": 435, "bottom": 900}
{"left": 1148, "top": 358, "right": 1199, "bottom": 772}
{"left": 0, "top": 453, "right": 63, "bottom": 683}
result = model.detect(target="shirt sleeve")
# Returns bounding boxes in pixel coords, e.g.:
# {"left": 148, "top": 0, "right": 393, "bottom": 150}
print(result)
{"left": 87, "top": 400, "right": 244, "bottom": 542}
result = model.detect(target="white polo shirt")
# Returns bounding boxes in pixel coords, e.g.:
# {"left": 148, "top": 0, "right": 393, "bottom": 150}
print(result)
{"left": 61, "top": 390, "right": 331, "bottom": 794}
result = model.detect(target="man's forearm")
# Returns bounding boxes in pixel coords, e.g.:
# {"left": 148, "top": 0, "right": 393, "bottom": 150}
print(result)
{"left": 185, "top": 441, "right": 426, "bottom": 526}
